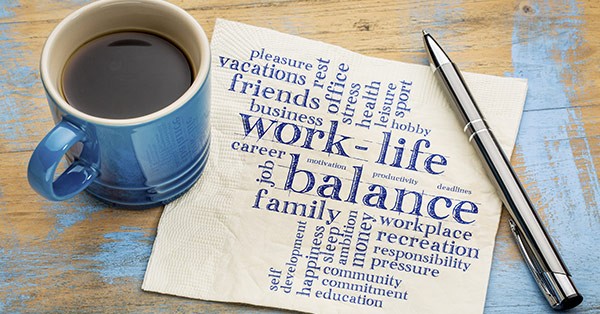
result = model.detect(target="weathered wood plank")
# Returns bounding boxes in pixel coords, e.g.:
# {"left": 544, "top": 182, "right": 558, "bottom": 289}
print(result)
{"left": 1, "top": 0, "right": 598, "bottom": 313}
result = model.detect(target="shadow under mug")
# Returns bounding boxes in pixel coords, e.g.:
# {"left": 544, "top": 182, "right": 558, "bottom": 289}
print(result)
{"left": 27, "top": 0, "right": 211, "bottom": 209}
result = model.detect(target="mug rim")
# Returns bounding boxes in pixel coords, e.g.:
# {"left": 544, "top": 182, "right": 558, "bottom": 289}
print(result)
{"left": 40, "top": 0, "right": 210, "bottom": 127}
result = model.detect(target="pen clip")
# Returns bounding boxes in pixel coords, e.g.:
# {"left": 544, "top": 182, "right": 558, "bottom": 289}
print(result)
{"left": 508, "top": 219, "right": 556, "bottom": 302}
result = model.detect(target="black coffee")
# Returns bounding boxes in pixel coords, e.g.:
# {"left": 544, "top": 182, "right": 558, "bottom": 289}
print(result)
{"left": 62, "top": 31, "right": 193, "bottom": 119}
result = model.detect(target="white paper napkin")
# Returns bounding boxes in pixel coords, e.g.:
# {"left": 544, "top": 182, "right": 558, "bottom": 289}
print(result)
{"left": 142, "top": 19, "right": 527, "bottom": 314}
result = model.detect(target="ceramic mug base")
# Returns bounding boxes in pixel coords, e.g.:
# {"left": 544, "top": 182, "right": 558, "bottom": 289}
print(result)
{"left": 85, "top": 146, "right": 208, "bottom": 209}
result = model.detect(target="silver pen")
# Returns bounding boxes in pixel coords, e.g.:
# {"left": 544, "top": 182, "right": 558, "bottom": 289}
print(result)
{"left": 423, "top": 31, "right": 583, "bottom": 310}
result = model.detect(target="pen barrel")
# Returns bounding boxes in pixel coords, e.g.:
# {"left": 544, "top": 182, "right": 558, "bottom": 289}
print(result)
{"left": 434, "top": 62, "right": 583, "bottom": 309}
{"left": 435, "top": 62, "right": 565, "bottom": 271}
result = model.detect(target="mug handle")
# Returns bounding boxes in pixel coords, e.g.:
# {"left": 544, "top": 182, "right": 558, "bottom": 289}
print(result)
{"left": 28, "top": 120, "right": 99, "bottom": 201}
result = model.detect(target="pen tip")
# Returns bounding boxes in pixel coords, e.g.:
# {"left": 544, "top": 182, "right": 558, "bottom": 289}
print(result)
{"left": 422, "top": 29, "right": 429, "bottom": 36}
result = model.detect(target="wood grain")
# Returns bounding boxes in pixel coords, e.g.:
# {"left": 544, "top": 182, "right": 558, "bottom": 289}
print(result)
{"left": 1, "top": 0, "right": 598, "bottom": 313}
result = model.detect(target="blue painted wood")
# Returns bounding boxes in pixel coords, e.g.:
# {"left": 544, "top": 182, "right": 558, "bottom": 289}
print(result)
{"left": 486, "top": 0, "right": 600, "bottom": 313}
{"left": 0, "top": 0, "right": 598, "bottom": 313}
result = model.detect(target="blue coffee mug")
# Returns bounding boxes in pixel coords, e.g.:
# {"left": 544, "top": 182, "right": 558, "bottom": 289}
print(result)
{"left": 28, "top": 0, "right": 211, "bottom": 208}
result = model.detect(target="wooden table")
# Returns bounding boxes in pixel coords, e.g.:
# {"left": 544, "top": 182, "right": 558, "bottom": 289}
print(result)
{"left": 1, "top": 0, "right": 598, "bottom": 312}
